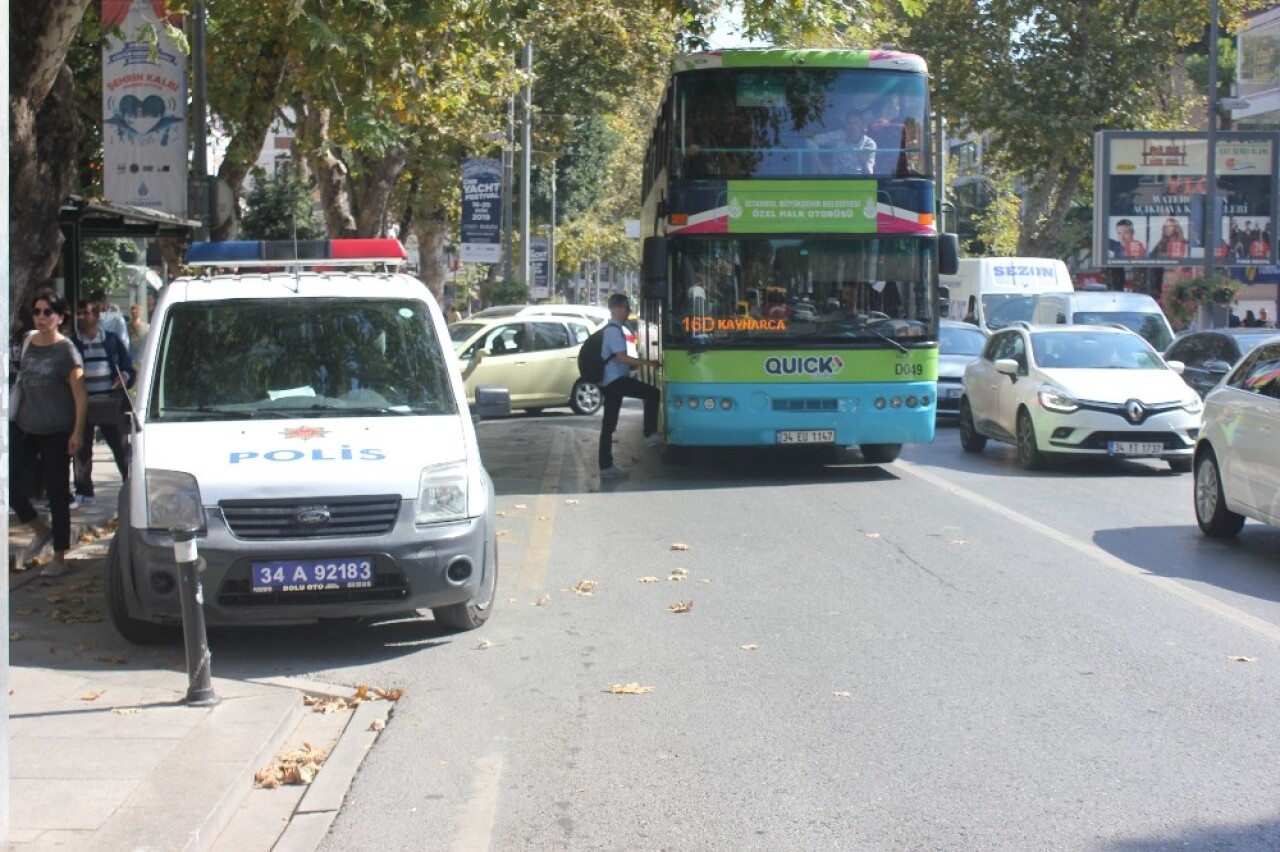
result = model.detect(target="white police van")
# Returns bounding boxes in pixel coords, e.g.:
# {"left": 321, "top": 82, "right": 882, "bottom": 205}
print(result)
{"left": 108, "top": 239, "right": 509, "bottom": 642}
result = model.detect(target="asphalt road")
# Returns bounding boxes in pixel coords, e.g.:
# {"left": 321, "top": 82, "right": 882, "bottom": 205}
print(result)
{"left": 215, "top": 408, "right": 1280, "bottom": 851}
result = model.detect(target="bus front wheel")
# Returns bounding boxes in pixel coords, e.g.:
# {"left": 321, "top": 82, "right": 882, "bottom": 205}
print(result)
{"left": 859, "top": 443, "right": 901, "bottom": 464}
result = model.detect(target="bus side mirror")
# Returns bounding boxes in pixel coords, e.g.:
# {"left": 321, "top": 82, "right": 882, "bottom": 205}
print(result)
{"left": 938, "top": 233, "right": 959, "bottom": 276}
{"left": 642, "top": 237, "right": 668, "bottom": 300}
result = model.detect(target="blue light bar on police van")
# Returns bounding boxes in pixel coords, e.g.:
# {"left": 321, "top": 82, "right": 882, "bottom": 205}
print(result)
{"left": 185, "top": 239, "right": 408, "bottom": 268}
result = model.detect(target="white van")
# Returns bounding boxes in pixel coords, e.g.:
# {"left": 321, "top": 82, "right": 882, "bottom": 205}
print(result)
{"left": 1030, "top": 290, "right": 1175, "bottom": 351}
{"left": 941, "top": 257, "right": 1075, "bottom": 333}
{"left": 108, "top": 239, "right": 510, "bottom": 642}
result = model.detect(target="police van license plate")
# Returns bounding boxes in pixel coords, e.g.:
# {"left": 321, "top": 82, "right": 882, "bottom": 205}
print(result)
{"left": 777, "top": 430, "right": 835, "bottom": 445}
{"left": 1108, "top": 441, "right": 1164, "bottom": 457}
{"left": 251, "top": 557, "right": 375, "bottom": 593}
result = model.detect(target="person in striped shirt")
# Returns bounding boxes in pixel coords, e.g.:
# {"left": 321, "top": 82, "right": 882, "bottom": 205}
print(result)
{"left": 70, "top": 298, "right": 135, "bottom": 505}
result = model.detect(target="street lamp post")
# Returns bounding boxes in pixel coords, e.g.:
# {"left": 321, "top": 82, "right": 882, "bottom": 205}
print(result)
{"left": 519, "top": 40, "right": 533, "bottom": 289}
{"left": 1205, "top": 0, "right": 1220, "bottom": 321}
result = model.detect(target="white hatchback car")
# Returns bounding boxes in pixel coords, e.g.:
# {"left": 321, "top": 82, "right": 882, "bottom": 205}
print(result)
{"left": 1193, "top": 335, "right": 1280, "bottom": 536}
{"left": 959, "top": 324, "right": 1202, "bottom": 471}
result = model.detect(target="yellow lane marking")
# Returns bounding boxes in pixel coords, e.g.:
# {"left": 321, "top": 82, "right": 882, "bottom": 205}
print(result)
{"left": 898, "top": 459, "right": 1280, "bottom": 645}
{"left": 515, "top": 428, "right": 566, "bottom": 591}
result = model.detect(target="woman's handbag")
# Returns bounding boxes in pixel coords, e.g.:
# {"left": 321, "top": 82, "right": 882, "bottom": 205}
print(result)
{"left": 9, "top": 331, "right": 35, "bottom": 423}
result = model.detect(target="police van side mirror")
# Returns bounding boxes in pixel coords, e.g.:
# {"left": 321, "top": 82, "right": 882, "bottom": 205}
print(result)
{"left": 641, "top": 237, "right": 668, "bottom": 300}
{"left": 473, "top": 386, "right": 511, "bottom": 421}
{"left": 938, "top": 233, "right": 959, "bottom": 276}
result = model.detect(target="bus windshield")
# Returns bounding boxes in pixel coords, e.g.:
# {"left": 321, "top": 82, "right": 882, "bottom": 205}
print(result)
{"left": 674, "top": 69, "right": 928, "bottom": 180}
{"left": 667, "top": 237, "right": 936, "bottom": 346}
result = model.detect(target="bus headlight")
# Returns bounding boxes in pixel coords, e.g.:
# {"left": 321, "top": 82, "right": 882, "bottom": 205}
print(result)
{"left": 417, "top": 462, "right": 468, "bottom": 524}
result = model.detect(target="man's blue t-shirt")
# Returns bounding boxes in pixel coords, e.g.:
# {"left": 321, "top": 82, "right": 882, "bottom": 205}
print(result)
{"left": 600, "top": 321, "right": 632, "bottom": 387}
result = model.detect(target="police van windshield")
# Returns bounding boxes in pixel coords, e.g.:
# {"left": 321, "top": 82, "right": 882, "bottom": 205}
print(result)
{"left": 149, "top": 298, "right": 457, "bottom": 421}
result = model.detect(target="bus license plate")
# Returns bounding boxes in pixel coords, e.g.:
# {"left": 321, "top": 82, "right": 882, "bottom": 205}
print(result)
{"left": 777, "top": 430, "right": 835, "bottom": 445}
{"left": 251, "top": 557, "right": 376, "bottom": 593}
{"left": 1108, "top": 441, "right": 1164, "bottom": 457}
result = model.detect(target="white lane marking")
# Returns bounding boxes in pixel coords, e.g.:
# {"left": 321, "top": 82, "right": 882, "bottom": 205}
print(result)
{"left": 452, "top": 753, "right": 504, "bottom": 852}
{"left": 898, "top": 459, "right": 1280, "bottom": 644}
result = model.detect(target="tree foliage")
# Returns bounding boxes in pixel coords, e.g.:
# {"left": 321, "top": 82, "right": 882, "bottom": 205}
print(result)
{"left": 239, "top": 167, "right": 326, "bottom": 241}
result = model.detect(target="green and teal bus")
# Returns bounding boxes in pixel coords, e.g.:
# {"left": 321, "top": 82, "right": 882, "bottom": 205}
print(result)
{"left": 639, "top": 49, "right": 958, "bottom": 463}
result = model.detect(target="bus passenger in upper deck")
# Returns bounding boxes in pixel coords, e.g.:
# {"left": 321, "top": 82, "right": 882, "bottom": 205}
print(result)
{"left": 809, "top": 110, "right": 876, "bottom": 175}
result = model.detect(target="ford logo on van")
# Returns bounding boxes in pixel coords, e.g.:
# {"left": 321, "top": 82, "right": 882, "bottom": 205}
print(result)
{"left": 295, "top": 507, "right": 331, "bottom": 526}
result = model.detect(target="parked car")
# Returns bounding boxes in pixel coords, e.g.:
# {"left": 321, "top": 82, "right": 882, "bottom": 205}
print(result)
{"left": 472, "top": 303, "right": 610, "bottom": 328}
{"left": 1163, "top": 328, "right": 1279, "bottom": 399}
{"left": 451, "top": 315, "right": 602, "bottom": 415}
{"left": 959, "top": 324, "right": 1202, "bottom": 471}
{"left": 936, "top": 319, "right": 988, "bottom": 418}
{"left": 1192, "top": 335, "right": 1280, "bottom": 536}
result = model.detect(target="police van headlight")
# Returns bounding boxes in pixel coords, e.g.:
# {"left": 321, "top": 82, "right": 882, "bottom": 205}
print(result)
{"left": 145, "top": 469, "right": 205, "bottom": 532}
{"left": 417, "top": 462, "right": 468, "bottom": 524}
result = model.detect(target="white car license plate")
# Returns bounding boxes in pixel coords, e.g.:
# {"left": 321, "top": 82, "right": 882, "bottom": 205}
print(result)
{"left": 777, "top": 430, "right": 835, "bottom": 445}
{"left": 1108, "top": 441, "right": 1164, "bottom": 457}
{"left": 251, "top": 557, "right": 375, "bottom": 593}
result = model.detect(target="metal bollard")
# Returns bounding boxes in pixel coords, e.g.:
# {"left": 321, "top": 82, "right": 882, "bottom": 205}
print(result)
{"left": 172, "top": 524, "right": 220, "bottom": 706}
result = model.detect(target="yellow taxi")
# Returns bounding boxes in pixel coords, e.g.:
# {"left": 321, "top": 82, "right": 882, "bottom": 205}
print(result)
{"left": 450, "top": 315, "right": 602, "bottom": 415}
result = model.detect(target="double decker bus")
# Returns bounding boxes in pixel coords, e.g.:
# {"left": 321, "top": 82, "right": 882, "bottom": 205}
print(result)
{"left": 639, "top": 49, "right": 957, "bottom": 463}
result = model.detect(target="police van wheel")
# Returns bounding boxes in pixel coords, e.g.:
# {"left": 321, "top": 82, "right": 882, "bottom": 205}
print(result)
{"left": 106, "top": 536, "right": 177, "bottom": 645}
{"left": 570, "top": 381, "right": 602, "bottom": 415}
{"left": 432, "top": 553, "right": 498, "bottom": 632}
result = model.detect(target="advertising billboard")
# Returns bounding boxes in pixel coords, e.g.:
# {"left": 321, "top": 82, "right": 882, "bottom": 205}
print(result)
{"left": 529, "top": 237, "right": 550, "bottom": 300}
{"left": 460, "top": 158, "right": 503, "bottom": 264}
{"left": 101, "top": 0, "right": 188, "bottom": 217}
{"left": 1094, "top": 131, "right": 1278, "bottom": 268}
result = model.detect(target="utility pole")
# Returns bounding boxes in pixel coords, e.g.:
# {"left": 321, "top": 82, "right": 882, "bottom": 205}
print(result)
{"left": 501, "top": 95, "right": 515, "bottom": 284}
{"left": 1204, "top": 0, "right": 1220, "bottom": 324}
{"left": 519, "top": 40, "right": 533, "bottom": 288}
{"left": 191, "top": 2, "right": 212, "bottom": 240}
{"left": 549, "top": 160, "right": 557, "bottom": 298}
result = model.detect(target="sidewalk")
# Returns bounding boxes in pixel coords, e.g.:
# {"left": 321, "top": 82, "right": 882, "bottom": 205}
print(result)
{"left": 8, "top": 445, "right": 385, "bottom": 851}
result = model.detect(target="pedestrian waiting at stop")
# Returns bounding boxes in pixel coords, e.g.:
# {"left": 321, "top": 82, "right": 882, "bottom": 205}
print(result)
{"left": 70, "top": 296, "right": 136, "bottom": 507}
{"left": 598, "top": 294, "right": 661, "bottom": 479}
{"left": 10, "top": 288, "right": 87, "bottom": 576}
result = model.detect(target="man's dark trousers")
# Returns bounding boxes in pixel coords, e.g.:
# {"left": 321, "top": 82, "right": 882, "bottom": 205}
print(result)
{"left": 599, "top": 376, "right": 659, "bottom": 470}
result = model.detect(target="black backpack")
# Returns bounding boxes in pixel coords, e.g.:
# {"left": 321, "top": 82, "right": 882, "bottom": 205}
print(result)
{"left": 577, "top": 325, "right": 615, "bottom": 384}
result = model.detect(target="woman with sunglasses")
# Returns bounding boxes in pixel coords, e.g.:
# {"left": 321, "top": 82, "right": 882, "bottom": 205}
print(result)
{"left": 11, "top": 288, "right": 87, "bottom": 576}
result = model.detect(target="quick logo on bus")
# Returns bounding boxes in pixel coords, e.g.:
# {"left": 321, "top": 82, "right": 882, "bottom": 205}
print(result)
{"left": 764, "top": 356, "right": 844, "bottom": 377}
{"left": 992, "top": 265, "right": 1057, "bottom": 278}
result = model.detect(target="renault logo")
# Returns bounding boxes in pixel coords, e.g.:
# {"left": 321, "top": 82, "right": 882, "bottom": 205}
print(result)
{"left": 1125, "top": 399, "right": 1145, "bottom": 423}
{"left": 295, "top": 506, "right": 331, "bottom": 525}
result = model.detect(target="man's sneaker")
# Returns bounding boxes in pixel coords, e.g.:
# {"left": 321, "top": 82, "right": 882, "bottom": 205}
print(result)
{"left": 644, "top": 433, "right": 662, "bottom": 448}
{"left": 77, "top": 495, "right": 96, "bottom": 507}
{"left": 39, "top": 557, "right": 69, "bottom": 578}
{"left": 68, "top": 496, "right": 80, "bottom": 511}
{"left": 600, "top": 466, "right": 630, "bottom": 479}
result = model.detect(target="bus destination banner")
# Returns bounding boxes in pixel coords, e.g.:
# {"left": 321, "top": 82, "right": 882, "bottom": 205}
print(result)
{"left": 460, "top": 157, "right": 502, "bottom": 264}
{"left": 1093, "top": 131, "right": 1278, "bottom": 267}
{"left": 665, "top": 180, "right": 931, "bottom": 236}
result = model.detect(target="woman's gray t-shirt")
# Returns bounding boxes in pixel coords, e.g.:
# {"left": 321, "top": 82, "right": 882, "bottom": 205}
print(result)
{"left": 16, "top": 338, "right": 82, "bottom": 435}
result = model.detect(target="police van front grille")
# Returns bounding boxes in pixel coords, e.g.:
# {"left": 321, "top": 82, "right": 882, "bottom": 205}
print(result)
{"left": 220, "top": 495, "right": 401, "bottom": 539}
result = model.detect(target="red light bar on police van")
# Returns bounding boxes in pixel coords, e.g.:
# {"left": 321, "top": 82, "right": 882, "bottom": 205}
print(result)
{"left": 185, "top": 239, "right": 408, "bottom": 268}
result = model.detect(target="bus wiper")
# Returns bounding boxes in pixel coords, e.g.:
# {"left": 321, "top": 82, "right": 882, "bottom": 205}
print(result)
{"left": 860, "top": 323, "right": 909, "bottom": 354}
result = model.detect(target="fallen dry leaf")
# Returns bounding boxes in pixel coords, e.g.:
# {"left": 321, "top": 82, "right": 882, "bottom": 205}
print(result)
{"left": 369, "top": 718, "right": 386, "bottom": 732}
{"left": 864, "top": 533, "right": 881, "bottom": 539}
{"left": 1229, "top": 655, "right": 1257, "bottom": 663}
{"left": 303, "top": 695, "right": 357, "bottom": 714}
{"left": 372, "top": 687, "right": 404, "bottom": 701}
{"left": 536, "top": 515, "right": 550, "bottom": 520}
{"left": 565, "top": 580, "right": 599, "bottom": 596}
{"left": 496, "top": 530, "right": 509, "bottom": 537}
{"left": 79, "top": 690, "right": 106, "bottom": 701}
{"left": 739, "top": 644, "right": 758, "bottom": 651}
{"left": 533, "top": 594, "right": 552, "bottom": 606}
{"left": 833, "top": 691, "right": 851, "bottom": 697}
{"left": 637, "top": 576, "right": 660, "bottom": 584}
{"left": 950, "top": 540, "right": 967, "bottom": 546}
{"left": 475, "top": 638, "right": 503, "bottom": 650}
{"left": 255, "top": 742, "right": 328, "bottom": 788}
{"left": 355, "top": 684, "right": 370, "bottom": 700}
{"left": 9, "top": 632, "right": 21, "bottom": 641}
{"left": 564, "top": 499, "right": 580, "bottom": 505}
{"left": 95, "top": 655, "right": 127, "bottom": 665}
{"left": 669, "top": 543, "right": 691, "bottom": 551}
{"left": 605, "top": 683, "right": 654, "bottom": 695}
{"left": 514, "top": 503, "right": 528, "bottom": 510}
{"left": 111, "top": 707, "right": 140, "bottom": 715}
{"left": 14, "top": 608, "right": 33, "bottom": 616}
{"left": 496, "top": 511, "right": 507, "bottom": 518}
{"left": 667, "top": 600, "right": 694, "bottom": 614}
